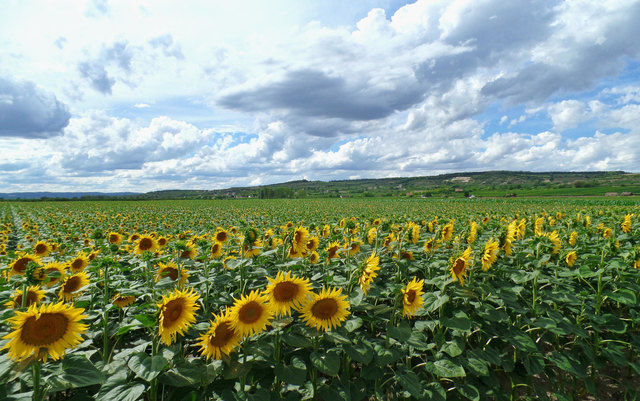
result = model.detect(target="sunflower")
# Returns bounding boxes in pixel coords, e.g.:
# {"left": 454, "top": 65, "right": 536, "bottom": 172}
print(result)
{"left": 569, "top": 231, "right": 578, "bottom": 246}
{"left": 229, "top": 290, "right": 273, "bottom": 337}
{"left": 210, "top": 242, "right": 224, "bottom": 259}
{"left": 441, "top": 222, "right": 454, "bottom": 242}
{"left": 481, "top": 239, "right": 500, "bottom": 271}
{"left": 58, "top": 271, "right": 90, "bottom": 302}
{"left": 359, "top": 252, "right": 380, "bottom": 295}
{"left": 223, "top": 255, "right": 237, "bottom": 270}
{"left": 33, "top": 241, "right": 52, "bottom": 257}
{"left": 157, "top": 236, "right": 169, "bottom": 247}
{"left": 621, "top": 214, "right": 632, "bottom": 233}
{"left": 157, "top": 288, "right": 200, "bottom": 345}
{"left": 107, "top": 232, "right": 124, "bottom": 245}
{"left": 407, "top": 222, "right": 420, "bottom": 244}
{"left": 565, "top": 251, "right": 577, "bottom": 267}
{"left": 545, "top": 230, "right": 561, "bottom": 254}
{"left": 155, "top": 261, "right": 189, "bottom": 288}
{"left": 112, "top": 293, "right": 136, "bottom": 308}
{"left": 2, "top": 302, "right": 88, "bottom": 362}
{"left": 367, "top": 227, "right": 377, "bottom": 245}
{"left": 5, "top": 285, "right": 46, "bottom": 309}
{"left": 68, "top": 252, "right": 90, "bottom": 273}
{"left": 264, "top": 271, "right": 312, "bottom": 316}
{"left": 603, "top": 228, "right": 613, "bottom": 239}
{"left": 42, "top": 262, "right": 66, "bottom": 288}
{"left": 306, "top": 237, "right": 320, "bottom": 253}
{"left": 134, "top": 234, "right": 159, "bottom": 254}
{"left": 502, "top": 220, "right": 518, "bottom": 256}
{"left": 299, "top": 287, "right": 350, "bottom": 332}
{"left": 243, "top": 239, "right": 262, "bottom": 258}
{"left": 197, "top": 309, "right": 241, "bottom": 360}
{"left": 348, "top": 240, "right": 361, "bottom": 256}
{"left": 214, "top": 229, "right": 229, "bottom": 244}
{"left": 467, "top": 222, "right": 477, "bottom": 244}
{"left": 424, "top": 238, "right": 439, "bottom": 253}
{"left": 451, "top": 247, "right": 472, "bottom": 286}
{"left": 322, "top": 225, "right": 331, "bottom": 238}
{"left": 8, "top": 254, "right": 40, "bottom": 278}
{"left": 326, "top": 241, "right": 341, "bottom": 260}
{"left": 179, "top": 246, "right": 197, "bottom": 260}
{"left": 534, "top": 217, "right": 545, "bottom": 236}
{"left": 291, "top": 226, "right": 310, "bottom": 255}
{"left": 401, "top": 277, "right": 424, "bottom": 318}
{"left": 128, "top": 233, "right": 141, "bottom": 243}
{"left": 393, "top": 250, "right": 414, "bottom": 261}
{"left": 309, "top": 251, "right": 319, "bottom": 264}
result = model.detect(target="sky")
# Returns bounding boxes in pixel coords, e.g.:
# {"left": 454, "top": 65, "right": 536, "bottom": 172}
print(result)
{"left": 1, "top": 0, "right": 640, "bottom": 193}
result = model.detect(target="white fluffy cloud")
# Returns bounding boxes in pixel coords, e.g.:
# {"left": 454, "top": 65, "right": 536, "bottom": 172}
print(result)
{"left": 0, "top": 0, "right": 639, "bottom": 192}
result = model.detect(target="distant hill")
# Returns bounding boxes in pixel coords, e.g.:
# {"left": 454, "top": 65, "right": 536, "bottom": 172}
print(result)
{"left": 0, "top": 192, "right": 139, "bottom": 200}
{"left": 2, "top": 171, "right": 639, "bottom": 201}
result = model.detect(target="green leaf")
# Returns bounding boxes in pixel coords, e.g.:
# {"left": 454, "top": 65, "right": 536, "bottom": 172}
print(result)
{"left": 94, "top": 375, "right": 145, "bottom": 401}
{"left": 282, "top": 333, "right": 312, "bottom": 348}
{"left": 317, "top": 384, "right": 349, "bottom": 401}
{"left": 510, "top": 270, "right": 539, "bottom": 284}
{"left": 476, "top": 304, "right": 508, "bottom": 323}
{"left": 506, "top": 328, "right": 538, "bottom": 353}
{"left": 133, "top": 314, "right": 156, "bottom": 328}
{"left": 116, "top": 324, "right": 141, "bottom": 336}
{"left": 344, "top": 317, "right": 363, "bottom": 332}
{"left": 424, "top": 382, "right": 446, "bottom": 401}
{"left": 606, "top": 289, "right": 637, "bottom": 305}
{"left": 441, "top": 310, "right": 471, "bottom": 331}
{"left": 47, "top": 355, "right": 105, "bottom": 391}
{"left": 463, "top": 357, "right": 489, "bottom": 376}
{"left": 387, "top": 320, "right": 411, "bottom": 342}
{"left": 395, "top": 367, "right": 422, "bottom": 398}
{"left": 127, "top": 352, "right": 169, "bottom": 382}
{"left": 458, "top": 383, "right": 480, "bottom": 401}
{"left": 343, "top": 341, "right": 373, "bottom": 364}
{"left": 523, "top": 354, "right": 545, "bottom": 375}
{"left": 441, "top": 340, "right": 463, "bottom": 357}
{"left": 423, "top": 292, "right": 449, "bottom": 313}
{"left": 275, "top": 356, "right": 307, "bottom": 386}
{"left": 310, "top": 352, "right": 340, "bottom": 376}
{"left": 223, "top": 359, "right": 252, "bottom": 380}
{"left": 374, "top": 345, "right": 404, "bottom": 365}
{"left": 429, "top": 359, "right": 466, "bottom": 378}
{"left": 547, "top": 352, "right": 587, "bottom": 379}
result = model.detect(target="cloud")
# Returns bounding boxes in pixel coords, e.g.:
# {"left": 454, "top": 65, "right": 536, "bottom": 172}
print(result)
{"left": 78, "top": 61, "right": 116, "bottom": 94}
{"left": 0, "top": 78, "right": 70, "bottom": 138}
{"left": 548, "top": 100, "right": 589, "bottom": 132}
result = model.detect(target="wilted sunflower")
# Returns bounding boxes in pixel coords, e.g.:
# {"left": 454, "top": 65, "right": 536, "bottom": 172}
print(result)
{"left": 157, "top": 288, "right": 200, "bottom": 345}
{"left": 33, "top": 241, "right": 52, "bottom": 257}
{"left": 155, "top": 261, "right": 189, "bottom": 288}
{"left": 134, "top": 234, "right": 159, "bottom": 254}
{"left": 566, "top": 251, "right": 577, "bottom": 267}
{"left": 111, "top": 293, "right": 136, "bottom": 308}
{"left": 359, "top": 252, "right": 380, "bottom": 295}
{"left": 2, "top": 302, "right": 88, "bottom": 362}
{"left": 291, "top": 226, "right": 310, "bottom": 256}
{"left": 58, "top": 271, "right": 90, "bottom": 302}
{"left": 401, "top": 277, "right": 425, "bottom": 318}
{"left": 481, "top": 239, "right": 500, "bottom": 271}
{"left": 42, "top": 262, "right": 66, "bottom": 288}
{"left": 210, "top": 242, "right": 224, "bottom": 259}
{"left": 451, "top": 247, "right": 472, "bottom": 286}
{"left": 107, "top": 232, "right": 124, "bottom": 245}
{"left": 68, "top": 252, "right": 90, "bottom": 273}
{"left": 264, "top": 271, "right": 312, "bottom": 316}
{"left": 299, "top": 287, "right": 350, "bottom": 332}
{"left": 5, "top": 285, "right": 46, "bottom": 309}
{"left": 197, "top": 309, "right": 241, "bottom": 360}
{"left": 8, "top": 254, "right": 40, "bottom": 278}
{"left": 229, "top": 290, "right": 273, "bottom": 337}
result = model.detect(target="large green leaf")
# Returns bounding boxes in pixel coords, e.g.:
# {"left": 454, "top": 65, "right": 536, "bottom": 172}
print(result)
{"left": 310, "top": 351, "right": 340, "bottom": 376}
{"left": 47, "top": 354, "right": 105, "bottom": 391}
{"left": 395, "top": 366, "right": 422, "bottom": 399}
{"left": 547, "top": 352, "right": 587, "bottom": 379}
{"left": 428, "top": 359, "right": 466, "bottom": 378}
{"left": 343, "top": 341, "right": 373, "bottom": 364}
{"left": 387, "top": 320, "right": 411, "bottom": 342}
{"left": 127, "top": 352, "right": 169, "bottom": 382}
{"left": 94, "top": 374, "right": 145, "bottom": 401}
{"left": 274, "top": 356, "right": 307, "bottom": 386}
{"left": 441, "top": 310, "right": 471, "bottom": 331}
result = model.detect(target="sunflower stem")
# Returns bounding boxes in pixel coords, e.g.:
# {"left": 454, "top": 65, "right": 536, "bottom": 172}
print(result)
{"left": 31, "top": 361, "right": 42, "bottom": 401}
{"left": 21, "top": 281, "right": 28, "bottom": 309}
{"left": 102, "top": 259, "right": 111, "bottom": 362}
{"left": 149, "top": 337, "right": 159, "bottom": 401}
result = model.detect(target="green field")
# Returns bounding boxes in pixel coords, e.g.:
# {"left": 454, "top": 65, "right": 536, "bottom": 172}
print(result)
{"left": 1, "top": 198, "right": 639, "bottom": 400}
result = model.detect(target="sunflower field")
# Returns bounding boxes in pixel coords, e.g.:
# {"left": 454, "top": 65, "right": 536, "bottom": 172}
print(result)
{"left": 0, "top": 198, "right": 639, "bottom": 400}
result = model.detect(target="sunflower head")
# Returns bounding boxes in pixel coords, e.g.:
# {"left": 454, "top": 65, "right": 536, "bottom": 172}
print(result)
{"left": 299, "top": 287, "right": 350, "bottom": 332}
{"left": 134, "top": 235, "right": 159, "bottom": 255}
{"left": 229, "top": 290, "right": 274, "bottom": 337}
{"left": 1, "top": 302, "right": 88, "bottom": 362}
{"left": 58, "top": 271, "right": 90, "bottom": 302}
{"left": 68, "top": 252, "right": 90, "bottom": 273}
{"left": 264, "top": 271, "right": 312, "bottom": 316}
{"left": 107, "top": 232, "right": 124, "bottom": 245}
{"left": 112, "top": 293, "right": 136, "bottom": 308}
{"left": 157, "top": 288, "right": 200, "bottom": 345}
{"left": 197, "top": 309, "right": 241, "bottom": 360}
{"left": 5, "top": 286, "right": 46, "bottom": 309}
{"left": 8, "top": 254, "right": 40, "bottom": 278}
{"left": 155, "top": 262, "right": 189, "bottom": 288}
{"left": 214, "top": 229, "right": 229, "bottom": 243}
{"left": 401, "top": 277, "right": 425, "bottom": 318}
{"left": 33, "top": 241, "right": 52, "bottom": 257}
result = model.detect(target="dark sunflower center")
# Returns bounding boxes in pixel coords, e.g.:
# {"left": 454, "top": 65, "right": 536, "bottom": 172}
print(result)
{"left": 64, "top": 276, "right": 82, "bottom": 292}
{"left": 273, "top": 282, "right": 299, "bottom": 302}
{"left": 158, "top": 238, "right": 167, "bottom": 246}
{"left": 139, "top": 238, "right": 153, "bottom": 251}
{"left": 35, "top": 243, "right": 47, "bottom": 254}
{"left": 294, "top": 231, "right": 304, "bottom": 243}
{"left": 453, "top": 258, "right": 465, "bottom": 275}
{"left": 14, "top": 258, "right": 30, "bottom": 273}
{"left": 21, "top": 313, "right": 68, "bottom": 346}
{"left": 109, "top": 234, "right": 119, "bottom": 243}
{"left": 216, "top": 232, "right": 227, "bottom": 242}
{"left": 71, "top": 259, "right": 84, "bottom": 270}
{"left": 405, "top": 289, "right": 416, "bottom": 304}
{"left": 163, "top": 267, "right": 179, "bottom": 281}
{"left": 211, "top": 244, "right": 220, "bottom": 254}
{"left": 209, "top": 322, "right": 235, "bottom": 347}
{"left": 238, "top": 301, "right": 262, "bottom": 324}
{"left": 311, "top": 298, "right": 338, "bottom": 320}
{"left": 163, "top": 300, "right": 184, "bottom": 327}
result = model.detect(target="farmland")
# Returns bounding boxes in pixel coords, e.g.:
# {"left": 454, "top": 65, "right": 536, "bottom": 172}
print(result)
{"left": 1, "top": 198, "right": 639, "bottom": 400}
